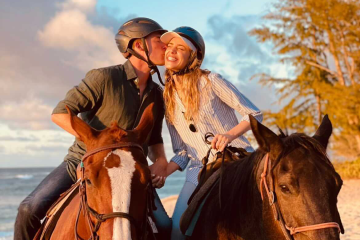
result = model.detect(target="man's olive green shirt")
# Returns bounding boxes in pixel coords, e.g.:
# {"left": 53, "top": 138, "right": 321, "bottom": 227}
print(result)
{"left": 53, "top": 60, "right": 164, "bottom": 181}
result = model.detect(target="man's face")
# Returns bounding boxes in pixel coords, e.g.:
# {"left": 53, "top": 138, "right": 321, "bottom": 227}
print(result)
{"left": 145, "top": 32, "right": 166, "bottom": 66}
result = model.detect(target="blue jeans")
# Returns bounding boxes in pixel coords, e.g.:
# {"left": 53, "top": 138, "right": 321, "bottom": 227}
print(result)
{"left": 14, "top": 161, "right": 172, "bottom": 240}
{"left": 14, "top": 162, "right": 74, "bottom": 240}
{"left": 171, "top": 181, "right": 197, "bottom": 240}
{"left": 153, "top": 190, "right": 172, "bottom": 240}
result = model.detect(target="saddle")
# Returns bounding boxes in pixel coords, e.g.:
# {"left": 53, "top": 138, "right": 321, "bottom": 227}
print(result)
{"left": 34, "top": 180, "right": 81, "bottom": 240}
{"left": 180, "top": 146, "right": 249, "bottom": 236}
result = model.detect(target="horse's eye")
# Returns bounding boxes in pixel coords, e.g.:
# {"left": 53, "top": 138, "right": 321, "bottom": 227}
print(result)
{"left": 280, "top": 185, "right": 290, "bottom": 193}
{"left": 86, "top": 179, "right": 92, "bottom": 186}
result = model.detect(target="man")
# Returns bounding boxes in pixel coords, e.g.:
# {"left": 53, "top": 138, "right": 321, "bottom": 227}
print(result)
{"left": 14, "top": 17, "right": 171, "bottom": 240}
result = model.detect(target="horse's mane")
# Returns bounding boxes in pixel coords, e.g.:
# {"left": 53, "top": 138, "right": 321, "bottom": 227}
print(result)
{"left": 218, "top": 149, "right": 264, "bottom": 229}
{"left": 280, "top": 132, "right": 334, "bottom": 170}
{"left": 218, "top": 131, "right": 338, "bottom": 230}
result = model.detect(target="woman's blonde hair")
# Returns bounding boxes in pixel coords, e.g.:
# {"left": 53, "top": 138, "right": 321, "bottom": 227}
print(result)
{"left": 163, "top": 55, "right": 210, "bottom": 124}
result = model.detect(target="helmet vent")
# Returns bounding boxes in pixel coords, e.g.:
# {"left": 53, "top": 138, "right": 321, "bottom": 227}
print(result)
{"left": 138, "top": 20, "right": 154, "bottom": 24}
{"left": 123, "top": 21, "right": 133, "bottom": 26}
{"left": 118, "top": 30, "right": 126, "bottom": 35}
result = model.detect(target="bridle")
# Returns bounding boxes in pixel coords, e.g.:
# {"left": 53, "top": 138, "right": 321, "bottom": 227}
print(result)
{"left": 260, "top": 153, "right": 341, "bottom": 239}
{"left": 75, "top": 142, "right": 154, "bottom": 240}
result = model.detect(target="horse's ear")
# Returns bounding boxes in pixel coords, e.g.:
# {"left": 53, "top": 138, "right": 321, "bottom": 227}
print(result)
{"left": 313, "top": 115, "right": 332, "bottom": 149}
{"left": 133, "top": 103, "right": 155, "bottom": 144}
{"left": 250, "top": 115, "right": 283, "bottom": 160}
{"left": 66, "top": 105, "right": 95, "bottom": 143}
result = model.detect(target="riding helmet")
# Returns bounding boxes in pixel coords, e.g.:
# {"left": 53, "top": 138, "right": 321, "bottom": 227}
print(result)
{"left": 115, "top": 17, "right": 167, "bottom": 58}
{"left": 171, "top": 26, "right": 205, "bottom": 62}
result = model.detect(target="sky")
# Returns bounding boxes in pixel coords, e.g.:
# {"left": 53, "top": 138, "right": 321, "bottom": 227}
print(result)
{"left": 0, "top": 0, "right": 291, "bottom": 168}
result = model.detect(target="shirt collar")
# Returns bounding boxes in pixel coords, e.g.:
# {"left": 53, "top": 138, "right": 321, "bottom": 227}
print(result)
{"left": 124, "top": 60, "right": 155, "bottom": 90}
{"left": 124, "top": 60, "right": 137, "bottom": 81}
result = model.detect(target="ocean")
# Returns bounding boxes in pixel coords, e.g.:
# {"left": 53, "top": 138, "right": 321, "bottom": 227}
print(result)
{"left": 0, "top": 167, "right": 186, "bottom": 240}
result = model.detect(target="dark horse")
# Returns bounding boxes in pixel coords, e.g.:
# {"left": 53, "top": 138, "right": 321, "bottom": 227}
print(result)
{"left": 190, "top": 115, "right": 344, "bottom": 240}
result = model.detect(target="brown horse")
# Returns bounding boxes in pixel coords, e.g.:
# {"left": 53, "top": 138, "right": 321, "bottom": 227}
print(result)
{"left": 190, "top": 115, "right": 344, "bottom": 240}
{"left": 49, "top": 104, "right": 155, "bottom": 240}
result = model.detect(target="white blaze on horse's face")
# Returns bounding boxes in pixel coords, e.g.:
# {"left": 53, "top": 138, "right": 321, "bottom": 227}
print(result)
{"left": 104, "top": 149, "right": 136, "bottom": 240}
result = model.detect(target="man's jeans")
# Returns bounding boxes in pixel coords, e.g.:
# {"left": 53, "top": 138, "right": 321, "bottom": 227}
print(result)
{"left": 14, "top": 162, "right": 74, "bottom": 240}
{"left": 14, "top": 161, "right": 171, "bottom": 240}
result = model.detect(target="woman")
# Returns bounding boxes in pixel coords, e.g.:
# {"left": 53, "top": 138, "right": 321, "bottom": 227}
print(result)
{"left": 154, "top": 27, "right": 263, "bottom": 239}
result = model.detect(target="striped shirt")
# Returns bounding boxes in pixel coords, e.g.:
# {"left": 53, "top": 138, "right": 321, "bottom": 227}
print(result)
{"left": 167, "top": 72, "right": 263, "bottom": 185}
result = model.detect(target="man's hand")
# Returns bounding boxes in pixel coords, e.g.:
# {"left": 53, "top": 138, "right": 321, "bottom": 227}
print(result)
{"left": 148, "top": 143, "right": 168, "bottom": 188}
{"left": 149, "top": 159, "right": 167, "bottom": 188}
{"left": 151, "top": 174, "right": 166, "bottom": 189}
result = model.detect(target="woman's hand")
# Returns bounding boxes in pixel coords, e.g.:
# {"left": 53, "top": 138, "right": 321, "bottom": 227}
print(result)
{"left": 211, "top": 133, "right": 236, "bottom": 152}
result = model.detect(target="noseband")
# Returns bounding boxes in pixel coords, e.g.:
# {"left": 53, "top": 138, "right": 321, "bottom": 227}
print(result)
{"left": 260, "top": 153, "right": 341, "bottom": 239}
{"left": 75, "top": 142, "right": 152, "bottom": 240}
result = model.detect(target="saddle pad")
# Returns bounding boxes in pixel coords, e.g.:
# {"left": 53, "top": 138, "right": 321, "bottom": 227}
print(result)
{"left": 179, "top": 168, "right": 221, "bottom": 235}
{"left": 185, "top": 179, "right": 218, "bottom": 237}
{"left": 34, "top": 180, "right": 80, "bottom": 240}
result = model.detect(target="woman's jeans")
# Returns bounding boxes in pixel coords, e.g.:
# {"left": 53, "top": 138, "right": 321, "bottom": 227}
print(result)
{"left": 14, "top": 162, "right": 172, "bottom": 240}
{"left": 171, "top": 181, "right": 197, "bottom": 240}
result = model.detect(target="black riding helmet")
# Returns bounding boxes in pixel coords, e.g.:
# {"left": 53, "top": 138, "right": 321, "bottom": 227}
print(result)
{"left": 161, "top": 26, "right": 205, "bottom": 75}
{"left": 172, "top": 26, "right": 205, "bottom": 62}
{"left": 115, "top": 17, "right": 167, "bottom": 85}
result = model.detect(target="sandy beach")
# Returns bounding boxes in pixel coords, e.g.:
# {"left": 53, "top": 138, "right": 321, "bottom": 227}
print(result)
{"left": 161, "top": 179, "right": 360, "bottom": 239}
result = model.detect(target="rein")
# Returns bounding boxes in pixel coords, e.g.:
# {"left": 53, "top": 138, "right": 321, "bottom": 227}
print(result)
{"left": 75, "top": 142, "right": 151, "bottom": 240}
{"left": 201, "top": 132, "right": 244, "bottom": 209}
{"left": 260, "top": 153, "right": 341, "bottom": 239}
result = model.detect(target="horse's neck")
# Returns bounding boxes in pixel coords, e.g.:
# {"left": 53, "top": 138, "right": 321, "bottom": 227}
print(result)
{"left": 51, "top": 193, "right": 92, "bottom": 239}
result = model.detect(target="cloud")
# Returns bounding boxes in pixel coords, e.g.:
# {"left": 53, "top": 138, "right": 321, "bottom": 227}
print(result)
{"left": 0, "top": 122, "right": 74, "bottom": 167}
{"left": 0, "top": 0, "right": 137, "bottom": 167}
{"left": 0, "top": 0, "right": 129, "bottom": 131}
{"left": 38, "top": 0, "right": 125, "bottom": 72}
{"left": 0, "top": 98, "right": 53, "bottom": 130}
{"left": 203, "top": 14, "right": 288, "bottom": 112}
{"left": 0, "top": 136, "right": 39, "bottom": 142}
{"left": 207, "top": 15, "right": 270, "bottom": 62}
{"left": 59, "top": 0, "right": 97, "bottom": 13}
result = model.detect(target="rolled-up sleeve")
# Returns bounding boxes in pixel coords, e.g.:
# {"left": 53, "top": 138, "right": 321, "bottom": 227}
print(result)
{"left": 166, "top": 120, "right": 189, "bottom": 171}
{"left": 209, "top": 73, "right": 263, "bottom": 123}
{"left": 52, "top": 69, "right": 105, "bottom": 115}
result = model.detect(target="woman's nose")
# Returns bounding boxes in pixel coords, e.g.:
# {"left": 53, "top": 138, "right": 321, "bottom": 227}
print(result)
{"left": 168, "top": 46, "right": 176, "bottom": 54}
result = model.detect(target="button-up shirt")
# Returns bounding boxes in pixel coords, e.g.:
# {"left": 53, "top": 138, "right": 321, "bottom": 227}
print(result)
{"left": 167, "top": 72, "right": 263, "bottom": 185}
{"left": 53, "top": 60, "right": 165, "bottom": 181}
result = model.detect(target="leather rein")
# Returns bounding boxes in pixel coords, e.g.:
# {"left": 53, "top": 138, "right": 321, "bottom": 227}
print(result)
{"left": 74, "top": 142, "right": 151, "bottom": 240}
{"left": 260, "top": 153, "right": 341, "bottom": 239}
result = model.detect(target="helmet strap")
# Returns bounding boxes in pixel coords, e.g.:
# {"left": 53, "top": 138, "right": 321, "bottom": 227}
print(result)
{"left": 126, "top": 38, "right": 166, "bottom": 86}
